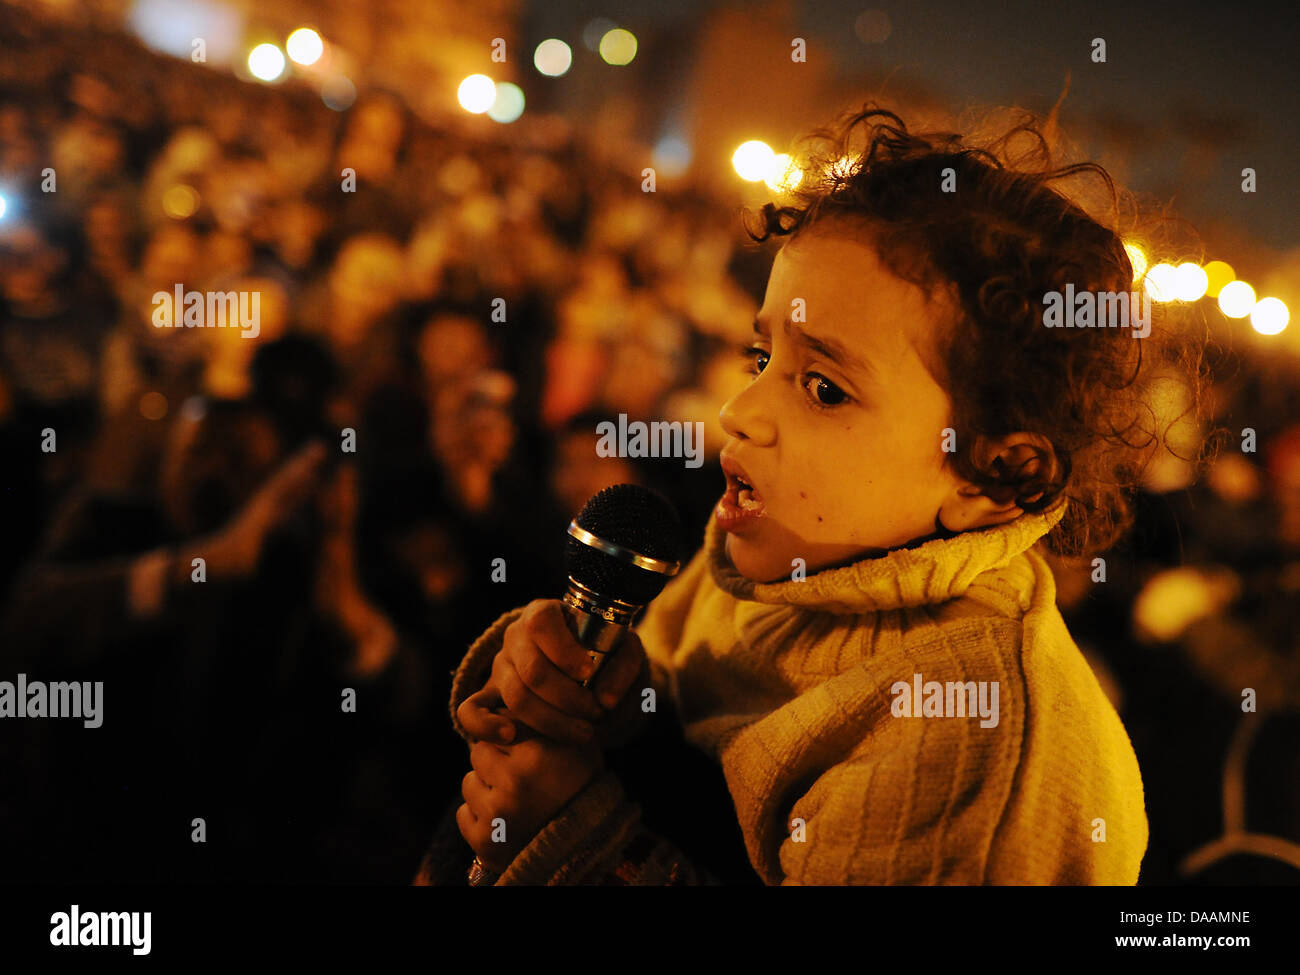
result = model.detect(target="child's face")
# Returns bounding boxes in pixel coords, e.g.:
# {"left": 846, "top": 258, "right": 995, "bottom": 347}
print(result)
{"left": 717, "top": 227, "right": 964, "bottom": 582}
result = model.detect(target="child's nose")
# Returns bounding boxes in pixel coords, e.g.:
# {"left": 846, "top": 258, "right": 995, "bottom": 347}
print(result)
{"left": 718, "top": 385, "right": 777, "bottom": 446}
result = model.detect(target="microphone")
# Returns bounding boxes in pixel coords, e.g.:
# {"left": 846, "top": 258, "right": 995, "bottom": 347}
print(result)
{"left": 562, "top": 484, "right": 685, "bottom": 685}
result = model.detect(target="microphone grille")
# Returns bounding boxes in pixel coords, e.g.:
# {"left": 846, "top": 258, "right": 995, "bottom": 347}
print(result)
{"left": 565, "top": 484, "right": 685, "bottom": 606}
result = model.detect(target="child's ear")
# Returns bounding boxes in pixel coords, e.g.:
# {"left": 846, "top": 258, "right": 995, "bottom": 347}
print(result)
{"left": 937, "top": 486, "right": 1023, "bottom": 533}
{"left": 939, "top": 432, "right": 1057, "bottom": 532}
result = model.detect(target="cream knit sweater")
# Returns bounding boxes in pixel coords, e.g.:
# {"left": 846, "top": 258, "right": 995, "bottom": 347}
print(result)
{"left": 444, "top": 497, "right": 1148, "bottom": 885}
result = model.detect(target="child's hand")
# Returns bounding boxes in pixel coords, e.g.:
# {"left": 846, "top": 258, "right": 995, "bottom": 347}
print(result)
{"left": 456, "top": 733, "right": 604, "bottom": 874}
{"left": 457, "top": 598, "right": 648, "bottom": 746}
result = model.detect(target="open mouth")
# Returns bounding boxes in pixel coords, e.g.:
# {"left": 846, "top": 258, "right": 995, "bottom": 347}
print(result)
{"left": 728, "top": 471, "right": 764, "bottom": 511}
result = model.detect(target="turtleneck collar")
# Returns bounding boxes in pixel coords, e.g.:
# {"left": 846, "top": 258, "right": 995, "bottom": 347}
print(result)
{"left": 706, "top": 497, "right": 1068, "bottom": 615}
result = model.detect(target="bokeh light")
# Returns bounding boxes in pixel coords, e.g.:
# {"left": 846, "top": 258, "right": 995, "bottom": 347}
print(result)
{"left": 286, "top": 28, "right": 323, "bottom": 66}
{"left": 139, "top": 391, "right": 168, "bottom": 421}
{"left": 582, "top": 17, "right": 617, "bottom": 51}
{"left": 599, "top": 29, "right": 638, "bottom": 66}
{"left": 457, "top": 74, "right": 497, "bottom": 114}
{"left": 1173, "top": 262, "right": 1209, "bottom": 302}
{"left": 1217, "top": 280, "right": 1256, "bottom": 318}
{"left": 1202, "top": 260, "right": 1235, "bottom": 298}
{"left": 534, "top": 39, "right": 572, "bottom": 77}
{"left": 1144, "top": 263, "right": 1178, "bottom": 302}
{"left": 128, "top": 0, "right": 240, "bottom": 63}
{"left": 1123, "top": 242, "right": 1147, "bottom": 281}
{"left": 322, "top": 75, "right": 357, "bottom": 111}
{"left": 1250, "top": 297, "right": 1289, "bottom": 335}
{"left": 653, "top": 136, "right": 692, "bottom": 178}
{"left": 0, "top": 194, "right": 7, "bottom": 221}
{"left": 162, "top": 184, "right": 199, "bottom": 219}
{"left": 247, "top": 43, "right": 286, "bottom": 82}
{"left": 732, "top": 141, "right": 775, "bottom": 182}
{"left": 487, "top": 82, "right": 525, "bottom": 123}
{"left": 763, "top": 153, "right": 802, "bottom": 193}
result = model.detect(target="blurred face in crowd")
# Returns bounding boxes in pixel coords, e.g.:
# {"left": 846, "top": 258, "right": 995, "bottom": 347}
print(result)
{"left": 84, "top": 195, "right": 132, "bottom": 270}
{"left": 348, "top": 96, "right": 405, "bottom": 154}
{"left": 417, "top": 314, "right": 492, "bottom": 388}
{"left": 0, "top": 105, "right": 39, "bottom": 170}
{"left": 600, "top": 298, "right": 686, "bottom": 417}
{"left": 272, "top": 200, "right": 326, "bottom": 271}
{"left": 327, "top": 233, "right": 406, "bottom": 349}
{"left": 52, "top": 113, "right": 124, "bottom": 184}
{"left": 551, "top": 429, "right": 639, "bottom": 519}
{"left": 201, "top": 277, "right": 289, "bottom": 398}
{"left": 1, "top": 228, "right": 65, "bottom": 308}
{"left": 339, "top": 96, "right": 405, "bottom": 181}
{"left": 141, "top": 224, "right": 201, "bottom": 289}
{"left": 389, "top": 521, "right": 466, "bottom": 606}
{"left": 206, "top": 158, "right": 272, "bottom": 234}
{"left": 205, "top": 230, "right": 253, "bottom": 277}
{"left": 159, "top": 402, "right": 282, "bottom": 536}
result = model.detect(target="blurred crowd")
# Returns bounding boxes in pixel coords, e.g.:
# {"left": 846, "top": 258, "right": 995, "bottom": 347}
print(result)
{"left": 0, "top": 5, "right": 1297, "bottom": 883}
{"left": 0, "top": 5, "right": 759, "bottom": 883}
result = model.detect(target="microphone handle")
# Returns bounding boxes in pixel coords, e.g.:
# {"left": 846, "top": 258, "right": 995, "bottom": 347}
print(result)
{"left": 560, "top": 601, "right": 629, "bottom": 688}
{"left": 559, "top": 579, "right": 641, "bottom": 687}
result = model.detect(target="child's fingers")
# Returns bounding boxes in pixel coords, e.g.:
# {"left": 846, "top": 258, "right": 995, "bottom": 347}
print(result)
{"left": 518, "top": 599, "right": 599, "bottom": 684}
{"left": 492, "top": 649, "right": 597, "bottom": 744}
{"left": 457, "top": 686, "right": 516, "bottom": 744}
{"left": 586, "top": 630, "right": 648, "bottom": 710}
{"left": 501, "top": 609, "right": 605, "bottom": 721}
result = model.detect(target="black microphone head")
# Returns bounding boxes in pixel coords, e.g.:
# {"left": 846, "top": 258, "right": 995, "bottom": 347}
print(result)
{"left": 565, "top": 484, "right": 684, "bottom": 606}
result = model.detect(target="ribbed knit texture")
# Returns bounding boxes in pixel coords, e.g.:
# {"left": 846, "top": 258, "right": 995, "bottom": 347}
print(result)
{"left": 442, "top": 496, "right": 1148, "bottom": 885}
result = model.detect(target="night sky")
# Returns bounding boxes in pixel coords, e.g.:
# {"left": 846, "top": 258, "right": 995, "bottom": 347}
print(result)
{"left": 524, "top": 0, "right": 1299, "bottom": 252}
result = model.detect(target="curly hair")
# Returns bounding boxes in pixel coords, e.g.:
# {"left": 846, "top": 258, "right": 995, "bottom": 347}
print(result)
{"left": 742, "top": 103, "right": 1220, "bottom": 558}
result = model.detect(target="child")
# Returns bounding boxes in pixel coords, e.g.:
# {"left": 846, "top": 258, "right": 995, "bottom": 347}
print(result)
{"left": 423, "top": 105, "right": 1211, "bottom": 885}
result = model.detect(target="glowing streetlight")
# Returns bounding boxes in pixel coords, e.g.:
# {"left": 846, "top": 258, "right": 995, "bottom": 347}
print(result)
{"left": 1250, "top": 297, "right": 1289, "bottom": 335}
{"left": 599, "top": 28, "right": 637, "bottom": 65}
{"left": 286, "top": 28, "right": 324, "bottom": 66}
{"left": 487, "top": 82, "right": 525, "bottom": 123}
{"left": 1144, "top": 263, "right": 1178, "bottom": 302}
{"left": 733, "top": 141, "right": 775, "bottom": 182}
{"left": 1173, "top": 262, "right": 1209, "bottom": 302}
{"left": 764, "top": 153, "right": 802, "bottom": 193}
{"left": 534, "top": 39, "right": 572, "bottom": 77}
{"left": 457, "top": 74, "right": 497, "bottom": 114}
{"left": 247, "top": 43, "right": 286, "bottom": 82}
{"left": 1202, "top": 260, "right": 1235, "bottom": 298}
{"left": 1217, "top": 280, "right": 1255, "bottom": 319}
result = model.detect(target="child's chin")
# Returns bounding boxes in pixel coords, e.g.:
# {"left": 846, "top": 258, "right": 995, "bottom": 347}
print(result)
{"left": 725, "top": 533, "right": 787, "bottom": 583}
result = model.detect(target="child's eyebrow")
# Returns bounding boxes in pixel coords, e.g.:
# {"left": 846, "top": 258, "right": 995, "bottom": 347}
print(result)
{"left": 753, "top": 315, "right": 879, "bottom": 382}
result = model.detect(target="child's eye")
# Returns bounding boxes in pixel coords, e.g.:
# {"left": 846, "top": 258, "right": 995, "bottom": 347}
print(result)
{"left": 805, "top": 374, "right": 848, "bottom": 408}
{"left": 740, "top": 346, "right": 849, "bottom": 409}
{"left": 740, "top": 344, "right": 769, "bottom": 375}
